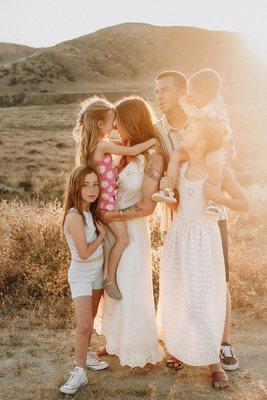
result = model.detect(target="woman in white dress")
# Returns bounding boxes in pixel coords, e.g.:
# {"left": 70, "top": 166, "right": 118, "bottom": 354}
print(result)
{"left": 157, "top": 117, "right": 248, "bottom": 389}
{"left": 95, "top": 96, "right": 166, "bottom": 370}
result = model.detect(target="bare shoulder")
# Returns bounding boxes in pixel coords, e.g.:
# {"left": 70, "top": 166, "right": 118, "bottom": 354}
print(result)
{"left": 66, "top": 211, "right": 83, "bottom": 226}
{"left": 144, "top": 151, "right": 165, "bottom": 181}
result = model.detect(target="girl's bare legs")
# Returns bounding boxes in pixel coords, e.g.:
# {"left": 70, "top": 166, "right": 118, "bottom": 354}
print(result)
{"left": 90, "top": 289, "right": 107, "bottom": 355}
{"left": 87, "top": 289, "right": 103, "bottom": 345}
{"left": 73, "top": 296, "right": 93, "bottom": 368}
{"left": 152, "top": 149, "right": 184, "bottom": 203}
{"left": 104, "top": 220, "right": 129, "bottom": 299}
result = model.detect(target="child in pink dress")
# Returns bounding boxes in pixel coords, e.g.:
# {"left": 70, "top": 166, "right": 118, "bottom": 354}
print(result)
{"left": 73, "top": 96, "right": 158, "bottom": 299}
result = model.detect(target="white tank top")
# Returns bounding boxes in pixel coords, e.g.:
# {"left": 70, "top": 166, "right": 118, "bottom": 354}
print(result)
{"left": 176, "top": 162, "right": 217, "bottom": 221}
{"left": 64, "top": 208, "right": 103, "bottom": 262}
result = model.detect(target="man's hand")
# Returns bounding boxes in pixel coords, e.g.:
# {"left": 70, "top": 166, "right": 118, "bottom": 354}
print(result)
{"left": 160, "top": 175, "right": 175, "bottom": 191}
{"left": 203, "top": 181, "right": 223, "bottom": 204}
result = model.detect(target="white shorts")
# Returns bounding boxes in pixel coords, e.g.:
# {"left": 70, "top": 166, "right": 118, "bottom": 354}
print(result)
{"left": 68, "top": 255, "right": 104, "bottom": 298}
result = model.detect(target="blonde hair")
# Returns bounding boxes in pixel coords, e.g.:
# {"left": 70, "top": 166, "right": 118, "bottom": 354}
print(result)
{"left": 73, "top": 96, "right": 115, "bottom": 166}
{"left": 62, "top": 165, "right": 100, "bottom": 228}
{"left": 189, "top": 68, "right": 222, "bottom": 104}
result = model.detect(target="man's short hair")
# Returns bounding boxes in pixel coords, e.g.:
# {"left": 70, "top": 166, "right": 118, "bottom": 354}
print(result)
{"left": 155, "top": 70, "right": 188, "bottom": 93}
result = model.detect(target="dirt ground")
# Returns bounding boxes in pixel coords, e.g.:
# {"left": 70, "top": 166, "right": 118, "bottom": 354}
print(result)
{"left": 0, "top": 316, "right": 266, "bottom": 400}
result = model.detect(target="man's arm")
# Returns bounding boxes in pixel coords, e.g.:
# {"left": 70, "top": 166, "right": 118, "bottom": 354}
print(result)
{"left": 100, "top": 153, "right": 164, "bottom": 223}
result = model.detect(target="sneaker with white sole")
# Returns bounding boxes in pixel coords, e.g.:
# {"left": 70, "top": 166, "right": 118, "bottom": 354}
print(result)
{"left": 86, "top": 351, "right": 109, "bottom": 371}
{"left": 220, "top": 342, "right": 239, "bottom": 371}
{"left": 60, "top": 366, "right": 88, "bottom": 394}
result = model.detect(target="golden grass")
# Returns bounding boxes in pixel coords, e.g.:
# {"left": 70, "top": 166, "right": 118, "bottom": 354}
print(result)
{"left": 0, "top": 101, "right": 266, "bottom": 399}
{"left": 0, "top": 187, "right": 266, "bottom": 325}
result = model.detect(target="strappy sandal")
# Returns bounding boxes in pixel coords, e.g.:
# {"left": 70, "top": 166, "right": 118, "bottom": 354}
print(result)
{"left": 165, "top": 356, "right": 183, "bottom": 371}
{"left": 104, "top": 279, "right": 122, "bottom": 300}
{"left": 212, "top": 371, "right": 230, "bottom": 390}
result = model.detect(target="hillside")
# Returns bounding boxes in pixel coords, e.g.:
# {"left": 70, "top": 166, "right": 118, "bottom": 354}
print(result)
{"left": 0, "top": 23, "right": 266, "bottom": 105}
{"left": 0, "top": 42, "right": 38, "bottom": 65}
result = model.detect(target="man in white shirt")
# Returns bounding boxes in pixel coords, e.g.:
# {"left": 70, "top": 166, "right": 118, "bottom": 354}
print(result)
{"left": 154, "top": 70, "right": 239, "bottom": 371}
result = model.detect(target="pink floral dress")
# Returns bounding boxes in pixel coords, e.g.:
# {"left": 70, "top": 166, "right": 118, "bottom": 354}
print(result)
{"left": 95, "top": 153, "right": 118, "bottom": 211}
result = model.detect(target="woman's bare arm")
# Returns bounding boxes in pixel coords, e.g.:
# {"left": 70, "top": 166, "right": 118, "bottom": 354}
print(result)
{"left": 203, "top": 166, "right": 249, "bottom": 212}
{"left": 101, "top": 153, "right": 165, "bottom": 223}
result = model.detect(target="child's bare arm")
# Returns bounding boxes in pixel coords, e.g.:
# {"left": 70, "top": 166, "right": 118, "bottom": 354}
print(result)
{"left": 99, "top": 138, "right": 159, "bottom": 157}
{"left": 68, "top": 213, "right": 105, "bottom": 260}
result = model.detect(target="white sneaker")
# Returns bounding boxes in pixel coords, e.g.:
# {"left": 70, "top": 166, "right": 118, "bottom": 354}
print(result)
{"left": 86, "top": 351, "right": 109, "bottom": 370}
{"left": 60, "top": 367, "right": 88, "bottom": 394}
{"left": 151, "top": 189, "right": 177, "bottom": 204}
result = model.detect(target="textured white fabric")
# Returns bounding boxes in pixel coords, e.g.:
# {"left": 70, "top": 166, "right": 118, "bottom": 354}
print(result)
{"left": 65, "top": 209, "right": 103, "bottom": 261}
{"left": 157, "top": 162, "right": 226, "bottom": 366}
{"left": 65, "top": 209, "right": 104, "bottom": 298}
{"left": 95, "top": 155, "right": 164, "bottom": 367}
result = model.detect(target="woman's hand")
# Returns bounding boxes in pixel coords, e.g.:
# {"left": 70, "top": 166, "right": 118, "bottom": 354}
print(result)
{"left": 203, "top": 181, "right": 223, "bottom": 204}
{"left": 99, "top": 209, "right": 112, "bottom": 224}
{"left": 96, "top": 221, "right": 106, "bottom": 240}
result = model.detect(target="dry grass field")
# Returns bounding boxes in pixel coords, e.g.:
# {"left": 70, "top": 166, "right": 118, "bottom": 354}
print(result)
{"left": 0, "top": 98, "right": 266, "bottom": 399}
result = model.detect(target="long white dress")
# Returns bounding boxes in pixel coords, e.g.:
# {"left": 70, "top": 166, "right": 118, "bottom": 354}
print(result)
{"left": 95, "top": 155, "right": 164, "bottom": 367}
{"left": 157, "top": 162, "right": 226, "bottom": 366}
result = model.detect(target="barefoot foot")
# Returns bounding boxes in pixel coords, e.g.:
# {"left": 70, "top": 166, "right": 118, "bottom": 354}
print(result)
{"left": 95, "top": 346, "right": 108, "bottom": 357}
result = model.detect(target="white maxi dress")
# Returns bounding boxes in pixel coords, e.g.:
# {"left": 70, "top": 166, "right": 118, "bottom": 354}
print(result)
{"left": 95, "top": 155, "right": 164, "bottom": 367}
{"left": 157, "top": 162, "right": 226, "bottom": 366}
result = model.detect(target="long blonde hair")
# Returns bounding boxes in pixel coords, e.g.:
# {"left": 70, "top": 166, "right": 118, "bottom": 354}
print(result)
{"left": 73, "top": 96, "right": 115, "bottom": 166}
{"left": 115, "top": 96, "right": 167, "bottom": 165}
{"left": 62, "top": 165, "right": 100, "bottom": 228}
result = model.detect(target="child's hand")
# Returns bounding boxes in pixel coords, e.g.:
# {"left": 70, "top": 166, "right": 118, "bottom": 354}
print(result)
{"left": 96, "top": 221, "right": 106, "bottom": 240}
{"left": 150, "top": 138, "right": 160, "bottom": 147}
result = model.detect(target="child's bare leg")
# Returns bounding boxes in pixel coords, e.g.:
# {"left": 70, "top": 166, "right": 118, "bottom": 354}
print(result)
{"left": 73, "top": 296, "right": 93, "bottom": 368}
{"left": 104, "top": 220, "right": 129, "bottom": 299}
{"left": 165, "top": 150, "right": 182, "bottom": 186}
{"left": 152, "top": 149, "right": 188, "bottom": 203}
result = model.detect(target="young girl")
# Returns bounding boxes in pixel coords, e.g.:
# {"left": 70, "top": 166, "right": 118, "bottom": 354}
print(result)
{"left": 157, "top": 117, "right": 248, "bottom": 390}
{"left": 73, "top": 96, "right": 159, "bottom": 300}
{"left": 152, "top": 69, "right": 234, "bottom": 216}
{"left": 60, "top": 165, "right": 108, "bottom": 395}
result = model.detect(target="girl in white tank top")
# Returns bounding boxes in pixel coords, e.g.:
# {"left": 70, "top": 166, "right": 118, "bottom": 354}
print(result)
{"left": 60, "top": 165, "right": 108, "bottom": 395}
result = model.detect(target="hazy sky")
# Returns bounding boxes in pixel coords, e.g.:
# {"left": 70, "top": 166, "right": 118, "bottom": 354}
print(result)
{"left": 0, "top": 0, "right": 266, "bottom": 48}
